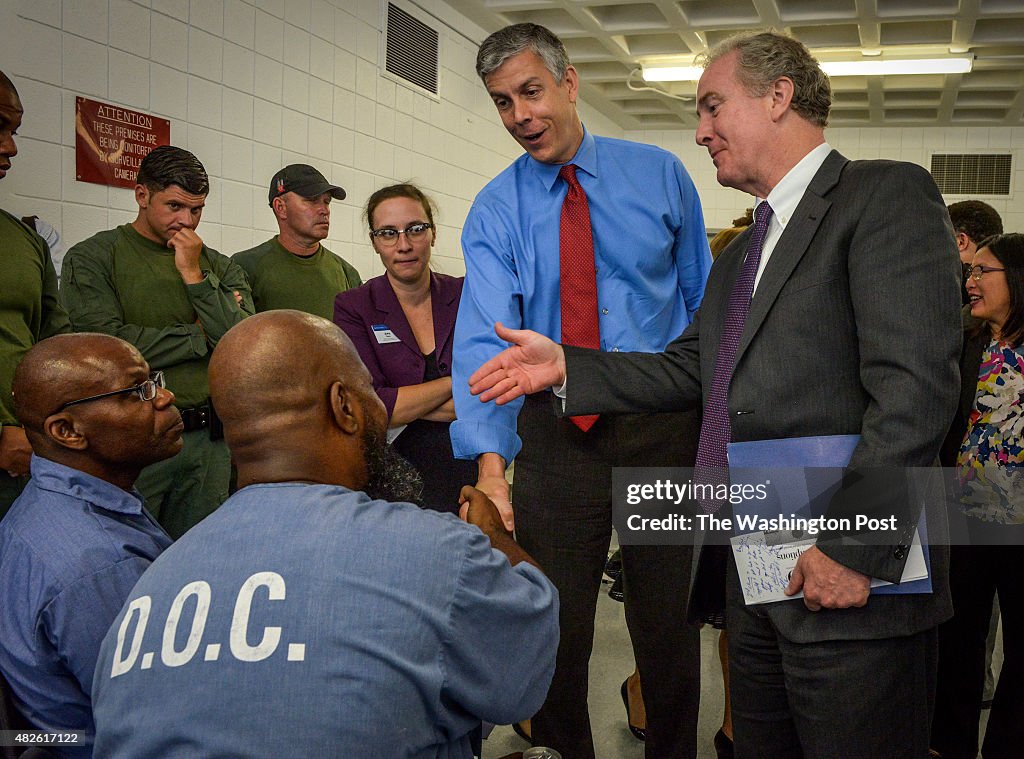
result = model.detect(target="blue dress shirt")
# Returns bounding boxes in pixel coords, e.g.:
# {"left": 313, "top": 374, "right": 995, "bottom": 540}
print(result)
{"left": 0, "top": 455, "right": 171, "bottom": 757}
{"left": 451, "top": 129, "right": 712, "bottom": 464}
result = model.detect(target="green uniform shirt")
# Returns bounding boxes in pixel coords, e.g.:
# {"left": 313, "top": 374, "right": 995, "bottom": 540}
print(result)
{"left": 60, "top": 224, "right": 254, "bottom": 408}
{"left": 232, "top": 237, "right": 362, "bottom": 319}
{"left": 0, "top": 209, "right": 70, "bottom": 425}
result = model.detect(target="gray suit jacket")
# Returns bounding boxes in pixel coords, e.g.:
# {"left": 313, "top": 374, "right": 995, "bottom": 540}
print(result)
{"left": 564, "top": 150, "right": 961, "bottom": 643}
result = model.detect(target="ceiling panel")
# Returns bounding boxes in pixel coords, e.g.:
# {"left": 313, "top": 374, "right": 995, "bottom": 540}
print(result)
{"left": 446, "top": 0, "right": 1024, "bottom": 129}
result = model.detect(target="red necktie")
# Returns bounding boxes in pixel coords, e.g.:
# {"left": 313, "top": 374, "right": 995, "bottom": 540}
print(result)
{"left": 559, "top": 164, "right": 600, "bottom": 432}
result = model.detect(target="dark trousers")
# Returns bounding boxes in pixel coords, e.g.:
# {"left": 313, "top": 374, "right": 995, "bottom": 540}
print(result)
{"left": 513, "top": 394, "right": 701, "bottom": 759}
{"left": 0, "top": 472, "right": 27, "bottom": 523}
{"left": 726, "top": 561, "right": 937, "bottom": 759}
{"left": 932, "top": 540, "right": 1024, "bottom": 759}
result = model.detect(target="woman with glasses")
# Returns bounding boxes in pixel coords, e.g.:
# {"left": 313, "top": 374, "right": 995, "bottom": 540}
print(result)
{"left": 333, "top": 184, "right": 475, "bottom": 513}
{"left": 931, "top": 233, "right": 1024, "bottom": 759}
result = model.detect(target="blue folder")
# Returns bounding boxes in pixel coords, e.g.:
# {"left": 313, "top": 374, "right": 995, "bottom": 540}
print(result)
{"left": 727, "top": 434, "right": 931, "bottom": 594}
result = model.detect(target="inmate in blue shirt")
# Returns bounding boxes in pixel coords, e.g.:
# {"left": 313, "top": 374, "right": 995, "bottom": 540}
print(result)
{"left": 0, "top": 455, "right": 171, "bottom": 758}
{"left": 451, "top": 128, "right": 712, "bottom": 464}
{"left": 92, "top": 483, "right": 558, "bottom": 759}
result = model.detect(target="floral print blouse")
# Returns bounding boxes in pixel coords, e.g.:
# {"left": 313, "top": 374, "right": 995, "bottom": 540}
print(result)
{"left": 958, "top": 338, "right": 1024, "bottom": 524}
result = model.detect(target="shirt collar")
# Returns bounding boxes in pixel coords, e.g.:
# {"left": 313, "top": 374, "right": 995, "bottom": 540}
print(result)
{"left": 29, "top": 455, "right": 145, "bottom": 516}
{"left": 531, "top": 125, "right": 597, "bottom": 192}
{"left": 763, "top": 143, "right": 832, "bottom": 231}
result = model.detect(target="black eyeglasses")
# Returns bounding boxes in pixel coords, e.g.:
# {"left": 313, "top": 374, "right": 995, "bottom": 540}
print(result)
{"left": 57, "top": 371, "right": 166, "bottom": 411}
{"left": 967, "top": 264, "right": 1006, "bottom": 281}
{"left": 369, "top": 222, "right": 433, "bottom": 247}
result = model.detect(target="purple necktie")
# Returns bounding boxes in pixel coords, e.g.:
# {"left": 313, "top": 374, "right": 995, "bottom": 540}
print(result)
{"left": 694, "top": 202, "right": 774, "bottom": 511}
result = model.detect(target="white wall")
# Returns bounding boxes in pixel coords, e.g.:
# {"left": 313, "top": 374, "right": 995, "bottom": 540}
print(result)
{"left": 0, "top": 0, "right": 625, "bottom": 279}
{"left": 627, "top": 126, "right": 1024, "bottom": 234}
{"left": 18, "top": 0, "right": 1003, "bottom": 262}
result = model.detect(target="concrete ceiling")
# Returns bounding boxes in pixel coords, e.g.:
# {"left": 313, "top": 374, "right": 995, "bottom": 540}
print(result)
{"left": 444, "top": 0, "right": 1024, "bottom": 129}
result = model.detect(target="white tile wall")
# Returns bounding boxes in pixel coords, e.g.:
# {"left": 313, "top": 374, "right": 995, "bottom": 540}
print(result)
{"left": 223, "top": 0, "right": 256, "bottom": 48}
{"left": 150, "top": 14, "right": 188, "bottom": 72}
{"left": 1, "top": 0, "right": 629, "bottom": 279}
{"left": 64, "top": 34, "right": 109, "bottom": 99}
{"left": 17, "top": 0, "right": 60, "bottom": 28}
{"left": 64, "top": 0, "right": 109, "bottom": 46}
{"left": 191, "top": 0, "right": 225, "bottom": 37}
{"left": 110, "top": 0, "right": 151, "bottom": 58}
{"left": 19, "top": 0, "right": 1024, "bottom": 276}
{"left": 629, "top": 125, "right": 1024, "bottom": 233}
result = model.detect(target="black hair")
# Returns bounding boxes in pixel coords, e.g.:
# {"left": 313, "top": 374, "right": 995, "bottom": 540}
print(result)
{"left": 136, "top": 145, "right": 209, "bottom": 195}
{"left": 948, "top": 200, "right": 1003, "bottom": 246}
{"left": 981, "top": 233, "right": 1024, "bottom": 346}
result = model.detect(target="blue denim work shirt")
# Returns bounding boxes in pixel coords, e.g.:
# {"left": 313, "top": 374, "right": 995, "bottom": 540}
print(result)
{"left": 0, "top": 455, "right": 171, "bottom": 758}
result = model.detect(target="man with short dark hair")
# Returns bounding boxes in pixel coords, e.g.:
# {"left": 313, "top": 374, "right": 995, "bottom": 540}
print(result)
{"left": 60, "top": 145, "right": 253, "bottom": 537}
{"left": 91, "top": 311, "right": 558, "bottom": 759}
{"left": 949, "top": 200, "right": 1003, "bottom": 264}
{"left": 949, "top": 200, "right": 1003, "bottom": 303}
{"left": 468, "top": 30, "right": 961, "bottom": 759}
{"left": 0, "top": 333, "right": 181, "bottom": 757}
{"left": 0, "top": 70, "right": 70, "bottom": 519}
{"left": 233, "top": 164, "right": 361, "bottom": 319}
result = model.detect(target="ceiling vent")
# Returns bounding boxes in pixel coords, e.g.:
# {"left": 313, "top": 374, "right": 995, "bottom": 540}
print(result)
{"left": 930, "top": 153, "right": 1012, "bottom": 196}
{"left": 383, "top": 2, "right": 440, "bottom": 97}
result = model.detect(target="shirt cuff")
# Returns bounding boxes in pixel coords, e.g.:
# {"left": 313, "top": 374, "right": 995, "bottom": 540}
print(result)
{"left": 185, "top": 271, "right": 217, "bottom": 295}
{"left": 553, "top": 378, "right": 567, "bottom": 412}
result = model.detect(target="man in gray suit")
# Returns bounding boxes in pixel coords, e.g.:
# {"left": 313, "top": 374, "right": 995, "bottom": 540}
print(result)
{"left": 466, "top": 31, "right": 961, "bottom": 759}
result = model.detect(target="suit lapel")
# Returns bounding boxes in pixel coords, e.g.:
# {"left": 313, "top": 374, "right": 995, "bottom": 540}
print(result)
{"left": 369, "top": 276, "right": 421, "bottom": 359}
{"left": 735, "top": 150, "right": 847, "bottom": 365}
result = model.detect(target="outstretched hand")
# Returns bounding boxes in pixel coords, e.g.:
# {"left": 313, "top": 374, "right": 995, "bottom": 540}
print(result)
{"left": 468, "top": 322, "right": 567, "bottom": 405}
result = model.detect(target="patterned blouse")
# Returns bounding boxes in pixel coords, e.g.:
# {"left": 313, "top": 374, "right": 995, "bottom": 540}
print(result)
{"left": 958, "top": 338, "right": 1024, "bottom": 524}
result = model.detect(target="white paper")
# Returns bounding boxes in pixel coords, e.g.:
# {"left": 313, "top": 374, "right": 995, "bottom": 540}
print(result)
{"left": 730, "top": 530, "right": 928, "bottom": 605}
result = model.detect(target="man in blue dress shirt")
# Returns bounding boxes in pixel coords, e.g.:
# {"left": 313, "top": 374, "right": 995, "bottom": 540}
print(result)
{"left": 451, "top": 23, "right": 712, "bottom": 759}
{"left": 0, "top": 333, "right": 182, "bottom": 757}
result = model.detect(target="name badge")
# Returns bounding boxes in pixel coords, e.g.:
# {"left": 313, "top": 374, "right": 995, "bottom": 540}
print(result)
{"left": 372, "top": 324, "right": 401, "bottom": 344}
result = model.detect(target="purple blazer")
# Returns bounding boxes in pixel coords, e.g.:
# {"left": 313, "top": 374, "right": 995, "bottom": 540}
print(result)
{"left": 333, "top": 272, "right": 463, "bottom": 422}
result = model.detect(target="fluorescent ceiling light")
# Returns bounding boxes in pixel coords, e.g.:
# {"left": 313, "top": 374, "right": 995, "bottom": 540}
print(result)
{"left": 821, "top": 58, "right": 972, "bottom": 76}
{"left": 641, "top": 57, "right": 972, "bottom": 82}
{"left": 642, "top": 66, "right": 704, "bottom": 82}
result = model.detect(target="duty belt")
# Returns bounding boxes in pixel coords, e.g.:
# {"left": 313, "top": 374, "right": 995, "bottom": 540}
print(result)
{"left": 178, "top": 404, "right": 212, "bottom": 432}
{"left": 177, "top": 403, "right": 224, "bottom": 440}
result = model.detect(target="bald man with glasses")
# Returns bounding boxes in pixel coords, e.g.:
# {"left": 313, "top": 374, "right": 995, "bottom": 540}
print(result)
{"left": 0, "top": 333, "right": 182, "bottom": 757}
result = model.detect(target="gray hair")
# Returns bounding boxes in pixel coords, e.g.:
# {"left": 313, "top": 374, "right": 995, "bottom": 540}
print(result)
{"left": 476, "top": 23, "right": 570, "bottom": 83}
{"left": 699, "top": 31, "right": 831, "bottom": 128}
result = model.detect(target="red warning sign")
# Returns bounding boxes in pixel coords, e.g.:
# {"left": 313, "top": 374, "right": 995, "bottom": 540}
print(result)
{"left": 75, "top": 97, "right": 171, "bottom": 189}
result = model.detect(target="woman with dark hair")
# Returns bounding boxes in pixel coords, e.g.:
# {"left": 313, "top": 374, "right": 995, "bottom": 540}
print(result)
{"left": 931, "top": 233, "right": 1024, "bottom": 759}
{"left": 333, "top": 184, "right": 476, "bottom": 514}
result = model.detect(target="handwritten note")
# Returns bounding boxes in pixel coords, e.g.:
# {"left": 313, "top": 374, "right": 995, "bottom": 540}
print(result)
{"left": 730, "top": 530, "right": 929, "bottom": 605}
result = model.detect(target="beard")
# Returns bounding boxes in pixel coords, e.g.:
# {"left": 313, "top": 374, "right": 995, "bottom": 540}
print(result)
{"left": 361, "top": 411, "right": 424, "bottom": 506}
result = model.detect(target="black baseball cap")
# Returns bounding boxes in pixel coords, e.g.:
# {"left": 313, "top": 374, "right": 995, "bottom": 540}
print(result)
{"left": 268, "top": 164, "right": 346, "bottom": 205}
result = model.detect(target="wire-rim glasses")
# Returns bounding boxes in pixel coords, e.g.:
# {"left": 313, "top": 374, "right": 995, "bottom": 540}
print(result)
{"left": 967, "top": 264, "right": 1006, "bottom": 281}
{"left": 57, "top": 371, "right": 166, "bottom": 412}
{"left": 369, "top": 223, "right": 433, "bottom": 247}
